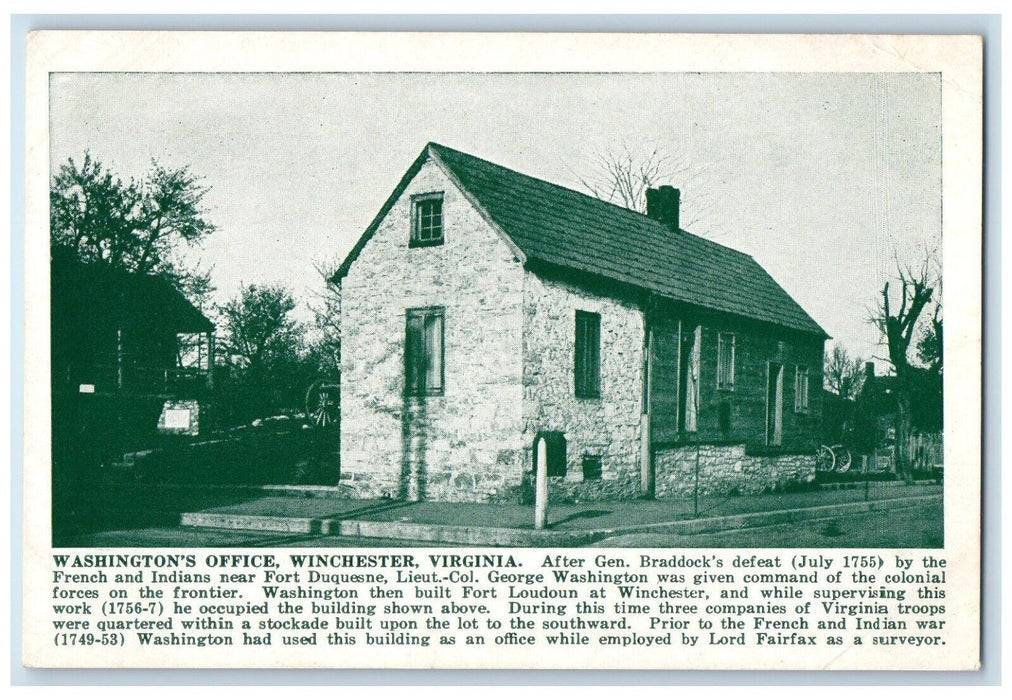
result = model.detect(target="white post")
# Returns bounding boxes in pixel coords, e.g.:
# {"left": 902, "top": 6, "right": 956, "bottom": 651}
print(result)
{"left": 535, "top": 436, "right": 548, "bottom": 530}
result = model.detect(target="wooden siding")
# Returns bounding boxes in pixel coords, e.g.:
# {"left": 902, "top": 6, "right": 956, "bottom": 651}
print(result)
{"left": 649, "top": 311, "right": 824, "bottom": 453}
{"left": 649, "top": 320, "right": 681, "bottom": 444}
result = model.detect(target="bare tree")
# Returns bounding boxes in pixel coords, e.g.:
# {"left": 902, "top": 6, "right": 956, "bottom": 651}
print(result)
{"left": 823, "top": 343, "right": 865, "bottom": 400}
{"left": 871, "top": 254, "right": 939, "bottom": 479}
{"left": 572, "top": 143, "right": 714, "bottom": 234}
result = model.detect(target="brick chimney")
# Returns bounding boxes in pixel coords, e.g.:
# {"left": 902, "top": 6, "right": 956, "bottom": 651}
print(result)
{"left": 646, "top": 185, "right": 680, "bottom": 231}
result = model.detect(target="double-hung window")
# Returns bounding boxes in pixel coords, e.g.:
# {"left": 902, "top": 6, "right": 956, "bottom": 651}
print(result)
{"left": 411, "top": 193, "right": 444, "bottom": 247}
{"left": 717, "top": 332, "right": 736, "bottom": 391}
{"left": 574, "top": 310, "right": 601, "bottom": 398}
{"left": 405, "top": 308, "right": 444, "bottom": 396}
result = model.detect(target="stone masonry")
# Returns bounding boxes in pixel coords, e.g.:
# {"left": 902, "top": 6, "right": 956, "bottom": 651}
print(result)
{"left": 339, "top": 158, "right": 526, "bottom": 501}
{"left": 339, "top": 150, "right": 823, "bottom": 503}
{"left": 520, "top": 273, "right": 645, "bottom": 501}
{"left": 654, "top": 443, "right": 816, "bottom": 497}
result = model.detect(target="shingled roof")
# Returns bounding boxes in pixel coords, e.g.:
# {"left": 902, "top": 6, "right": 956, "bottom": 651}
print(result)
{"left": 335, "top": 142, "right": 826, "bottom": 337}
{"left": 52, "top": 253, "right": 214, "bottom": 334}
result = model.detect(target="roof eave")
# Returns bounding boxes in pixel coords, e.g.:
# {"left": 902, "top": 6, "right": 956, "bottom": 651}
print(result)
{"left": 330, "top": 143, "right": 528, "bottom": 285}
{"left": 427, "top": 145, "right": 527, "bottom": 265}
{"left": 525, "top": 256, "right": 828, "bottom": 339}
{"left": 330, "top": 145, "right": 433, "bottom": 284}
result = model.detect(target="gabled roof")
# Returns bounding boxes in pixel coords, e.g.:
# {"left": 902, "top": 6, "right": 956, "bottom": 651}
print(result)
{"left": 335, "top": 142, "right": 827, "bottom": 337}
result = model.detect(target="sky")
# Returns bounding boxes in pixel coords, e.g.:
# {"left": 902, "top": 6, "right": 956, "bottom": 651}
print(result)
{"left": 49, "top": 72, "right": 941, "bottom": 364}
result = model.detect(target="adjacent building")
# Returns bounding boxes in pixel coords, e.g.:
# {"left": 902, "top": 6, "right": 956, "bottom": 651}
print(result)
{"left": 51, "top": 252, "right": 216, "bottom": 467}
{"left": 334, "top": 143, "right": 827, "bottom": 502}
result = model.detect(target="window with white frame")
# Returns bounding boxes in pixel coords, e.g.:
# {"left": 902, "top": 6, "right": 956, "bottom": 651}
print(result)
{"left": 794, "top": 365, "right": 810, "bottom": 413}
{"left": 410, "top": 193, "right": 444, "bottom": 247}
{"left": 716, "top": 332, "right": 736, "bottom": 391}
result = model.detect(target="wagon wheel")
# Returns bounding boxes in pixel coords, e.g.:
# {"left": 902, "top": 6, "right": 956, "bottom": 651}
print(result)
{"left": 815, "top": 445, "right": 836, "bottom": 472}
{"left": 834, "top": 448, "right": 853, "bottom": 473}
{"left": 305, "top": 380, "right": 340, "bottom": 429}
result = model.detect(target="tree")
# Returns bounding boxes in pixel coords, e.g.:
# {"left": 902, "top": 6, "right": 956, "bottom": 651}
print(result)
{"left": 917, "top": 305, "right": 943, "bottom": 375}
{"left": 303, "top": 259, "right": 342, "bottom": 378}
{"left": 50, "top": 152, "right": 216, "bottom": 305}
{"left": 573, "top": 142, "right": 714, "bottom": 233}
{"left": 823, "top": 343, "right": 865, "bottom": 400}
{"left": 218, "top": 284, "right": 302, "bottom": 379}
{"left": 871, "top": 255, "right": 940, "bottom": 479}
{"left": 216, "top": 284, "right": 309, "bottom": 422}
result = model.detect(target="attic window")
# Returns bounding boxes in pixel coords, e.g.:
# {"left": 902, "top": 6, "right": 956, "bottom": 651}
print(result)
{"left": 411, "top": 193, "right": 444, "bottom": 247}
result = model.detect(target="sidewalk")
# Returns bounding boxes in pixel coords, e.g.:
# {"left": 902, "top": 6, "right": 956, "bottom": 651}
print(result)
{"left": 179, "top": 482, "right": 942, "bottom": 546}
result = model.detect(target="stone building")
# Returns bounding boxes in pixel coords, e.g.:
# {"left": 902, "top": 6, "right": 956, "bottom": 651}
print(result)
{"left": 333, "top": 143, "right": 826, "bottom": 502}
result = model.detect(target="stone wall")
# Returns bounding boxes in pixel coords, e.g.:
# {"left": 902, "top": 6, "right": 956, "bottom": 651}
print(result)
{"left": 654, "top": 443, "right": 816, "bottom": 497}
{"left": 520, "top": 273, "right": 646, "bottom": 501}
{"left": 491, "top": 471, "right": 642, "bottom": 505}
{"left": 339, "top": 157, "right": 526, "bottom": 501}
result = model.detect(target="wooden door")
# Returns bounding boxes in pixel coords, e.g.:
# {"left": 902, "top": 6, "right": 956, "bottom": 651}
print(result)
{"left": 766, "top": 362, "right": 784, "bottom": 446}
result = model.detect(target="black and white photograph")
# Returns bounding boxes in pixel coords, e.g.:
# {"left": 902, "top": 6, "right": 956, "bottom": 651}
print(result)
{"left": 20, "top": 31, "right": 983, "bottom": 672}
{"left": 46, "top": 69, "right": 950, "bottom": 549}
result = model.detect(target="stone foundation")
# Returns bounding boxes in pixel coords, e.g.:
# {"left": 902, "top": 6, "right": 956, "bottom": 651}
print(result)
{"left": 492, "top": 470, "right": 641, "bottom": 505}
{"left": 654, "top": 443, "right": 816, "bottom": 497}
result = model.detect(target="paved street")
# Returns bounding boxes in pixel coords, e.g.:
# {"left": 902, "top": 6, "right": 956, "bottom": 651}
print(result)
{"left": 59, "top": 482, "right": 942, "bottom": 548}
{"left": 596, "top": 500, "right": 943, "bottom": 548}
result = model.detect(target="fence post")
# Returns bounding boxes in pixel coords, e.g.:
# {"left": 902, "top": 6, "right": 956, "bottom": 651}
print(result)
{"left": 535, "top": 436, "right": 548, "bottom": 530}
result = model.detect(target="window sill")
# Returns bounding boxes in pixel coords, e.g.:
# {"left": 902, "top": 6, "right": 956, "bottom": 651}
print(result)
{"left": 408, "top": 238, "right": 444, "bottom": 249}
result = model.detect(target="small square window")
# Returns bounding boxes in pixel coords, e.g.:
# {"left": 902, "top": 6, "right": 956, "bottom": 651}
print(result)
{"left": 411, "top": 193, "right": 444, "bottom": 247}
{"left": 582, "top": 455, "right": 602, "bottom": 481}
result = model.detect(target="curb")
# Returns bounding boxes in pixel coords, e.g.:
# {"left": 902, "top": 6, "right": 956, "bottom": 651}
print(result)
{"left": 180, "top": 512, "right": 320, "bottom": 534}
{"left": 815, "top": 479, "right": 938, "bottom": 491}
{"left": 593, "top": 493, "right": 940, "bottom": 539}
{"left": 180, "top": 493, "right": 941, "bottom": 545}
